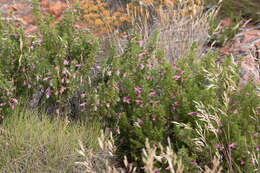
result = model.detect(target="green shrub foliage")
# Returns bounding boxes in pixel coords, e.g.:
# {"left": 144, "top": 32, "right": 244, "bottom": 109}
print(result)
{"left": 80, "top": 31, "right": 259, "bottom": 171}
{"left": 0, "top": 1, "right": 98, "bottom": 117}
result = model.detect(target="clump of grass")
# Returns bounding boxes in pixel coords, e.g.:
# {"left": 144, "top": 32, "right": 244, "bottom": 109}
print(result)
{"left": 0, "top": 106, "right": 102, "bottom": 172}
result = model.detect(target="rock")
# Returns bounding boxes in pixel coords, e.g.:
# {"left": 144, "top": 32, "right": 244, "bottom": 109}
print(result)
{"left": 219, "top": 24, "right": 260, "bottom": 88}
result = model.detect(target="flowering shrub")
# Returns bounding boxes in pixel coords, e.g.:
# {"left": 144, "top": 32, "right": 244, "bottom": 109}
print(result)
{"left": 0, "top": 1, "right": 98, "bottom": 118}
{"left": 79, "top": 31, "right": 259, "bottom": 171}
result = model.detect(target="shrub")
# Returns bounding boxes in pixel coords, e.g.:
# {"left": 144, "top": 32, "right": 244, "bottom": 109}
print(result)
{"left": 0, "top": 0, "right": 98, "bottom": 118}
{"left": 80, "top": 30, "right": 259, "bottom": 171}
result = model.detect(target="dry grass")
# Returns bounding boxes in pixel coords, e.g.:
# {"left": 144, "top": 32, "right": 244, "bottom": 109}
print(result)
{"left": 76, "top": 130, "right": 223, "bottom": 173}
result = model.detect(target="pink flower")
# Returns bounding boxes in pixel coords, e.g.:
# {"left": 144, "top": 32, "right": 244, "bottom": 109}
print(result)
{"left": 233, "top": 109, "right": 238, "bottom": 114}
{"left": 116, "top": 127, "right": 120, "bottom": 134}
{"left": 0, "top": 102, "right": 7, "bottom": 107}
{"left": 196, "top": 113, "right": 202, "bottom": 117}
{"left": 179, "top": 69, "right": 184, "bottom": 73}
{"left": 188, "top": 112, "right": 195, "bottom": 115}
{"left": 10, "top": 103, "right": 15, "bottom": 110}
{"left": 123, "top": 72, "right": 127, "bottom": 78}
{"left": 192, "top": 160, "right": 197, "bottom": 165}
{"left": 76, "top": 64, "right": 82, "bottom": 68}
{"left": 174, "top": 101, "right": 179, "bottom": 105}
{"left": 60, "top": 86, "right": 66, "bottom": 93}
{"left": 36, "top": 75, "right": 40, "bottom": 81}
{"left": 148, "top": 76, "right": 152, "bottom": 80}
{"left": 253, "top": 133, "right": 258, "bottom": 138}
{"left": 240, "top": 160, "right": 244, "bottom": 164}
{"left": 123, "top": 96, "right": 130, "bottom": 104}
{"left": 56, "top": 109, "right": 60, "bottom": 115}
{"left": 152, "top": 115, "right": 156, "bottom": 121}
{"left": 137, "top": 40, "right": 144, "bottom": 45}
{"left": 45, "top": 88, "right": 51, "bottom": 99}
{"left": 149, "top": 98, "right": 153, "bottom": 103}
{"left": 105, "top": 103, "right": 110, "bottom": 108}
{"left": 170, "top": 93, "right": 174, "bottom": 99}
{"left": 134, "top": 87, "right": 142, "bottom": 93}
{"left": 11, "top": 98, "right": 18, "bottom": 104}
{"left": 137, "top": 53, "right": 144, "bottom": 59}
{"left": 55, "top": 66, "right": 59, "bottom": 70}
{"left": 63, "top": 59, "right": 69, "bottom": 65}
{"left": 173, "top": 75, "right": 180, "bottom": 80}
{"left": 80, "top": 102, "right": 87, "bottom": 107}
{"left": 135, "top": 100, "right": 141, "bottom": 103}
{"left": 154, "top": 168, "right": 161, "bottom": 173}
{"left": 96, "top": 65, "right": 101, "bottom": 69}
{"left": 107, "top": 71, "right": 112, "bottom": 76}
{"left": 149, "top": 92, "right": 156, "bottom": 96}
{"left": 116, "top": 69, "right": 120, "bottom": 76}
{"left": 216, "top": 143, "right": 220, "bottom": 148}
{"left": 93, "top": 105, "right": 97, "bottom": 111}
{"left": 140, "top": 64, "right": 144, "bottom": 69}
{"left": 81, "top": 93, "right": 86, "bottom": 98}
{"left": 229, "top": 143, "right": 236, "bottom": 148}
{"left": 65, "top": 119, "right": 70, "bottom": 125}
{"left": 256, "top": 146, "right": 259, "bottom": 151}
{"left": 122, "top": 35, "right": 128, "bottom": 39}
{"left": 113, "top": 84, "right": 119, "bottom": 90}
{"left": 172, "top": 63, "right": 176, "bottom": 68}
{"left": 172, "top": 106, "right": 176, "bottom": 111}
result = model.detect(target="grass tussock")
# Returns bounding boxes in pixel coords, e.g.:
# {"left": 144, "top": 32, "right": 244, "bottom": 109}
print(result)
{"left": 0, "top": 107, "right": 102, "bottom": 172}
